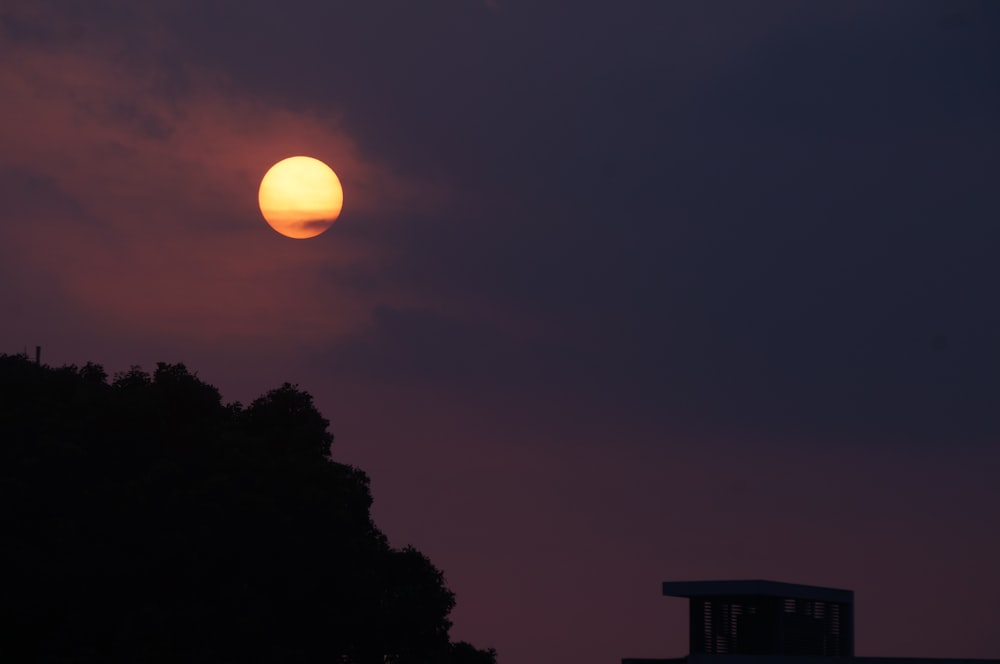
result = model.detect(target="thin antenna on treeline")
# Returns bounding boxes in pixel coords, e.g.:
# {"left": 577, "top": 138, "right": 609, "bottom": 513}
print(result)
{"left": 35, "top": 346, "right": 41, "bottom": 365}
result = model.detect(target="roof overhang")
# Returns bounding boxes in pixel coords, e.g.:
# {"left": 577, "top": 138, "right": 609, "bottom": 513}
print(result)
{"left": 662, "top": 580, "right": 854, "bottom": 604}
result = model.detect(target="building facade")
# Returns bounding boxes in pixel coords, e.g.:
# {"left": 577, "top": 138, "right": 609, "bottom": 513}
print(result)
{"left": 623, "top": 579, "right": 997, "bottom": 664}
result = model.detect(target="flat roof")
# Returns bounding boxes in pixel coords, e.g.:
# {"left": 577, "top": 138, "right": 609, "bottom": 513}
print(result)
{"left": 662, "top": 580, "right": 854, "bottom": 604}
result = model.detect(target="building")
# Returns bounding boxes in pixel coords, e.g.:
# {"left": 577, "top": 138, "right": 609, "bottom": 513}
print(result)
{"left": 623, "top": 579, "right": 998, "bottom": 664}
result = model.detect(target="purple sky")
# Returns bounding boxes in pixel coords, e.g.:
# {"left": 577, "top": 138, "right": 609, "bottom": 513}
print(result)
{"left": 2, "top": 1, "right": 999, "bottom": 661}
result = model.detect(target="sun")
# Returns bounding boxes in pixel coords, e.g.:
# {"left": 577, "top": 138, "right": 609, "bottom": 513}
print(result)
{"left": 258, "top": 156, "right": 343, "bottom": 239}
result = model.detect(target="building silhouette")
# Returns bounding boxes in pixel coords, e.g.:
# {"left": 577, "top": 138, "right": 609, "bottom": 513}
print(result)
{"left": 623, "top": 579, "right": 998, "bottom": 664}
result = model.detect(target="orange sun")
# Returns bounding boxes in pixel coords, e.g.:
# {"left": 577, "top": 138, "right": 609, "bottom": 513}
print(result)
{"left": 258, "top": 156, "right": 343, "bottom": 239}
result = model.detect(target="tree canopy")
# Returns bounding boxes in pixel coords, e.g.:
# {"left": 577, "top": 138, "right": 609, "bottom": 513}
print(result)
{"left": 0, "top": 354, "right": 496, "bottom": 664}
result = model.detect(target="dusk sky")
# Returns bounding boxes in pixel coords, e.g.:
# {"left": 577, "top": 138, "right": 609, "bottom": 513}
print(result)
{"left": 2, "top": 1, "right": 999, "bottom": 661}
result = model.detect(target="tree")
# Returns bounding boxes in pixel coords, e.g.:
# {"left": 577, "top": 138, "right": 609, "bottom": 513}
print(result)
{"left": 0, "top": 354, "right": 496, "bottom": 664}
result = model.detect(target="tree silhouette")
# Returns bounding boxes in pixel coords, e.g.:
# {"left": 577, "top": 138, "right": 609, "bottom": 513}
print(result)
{"left": 0, "top": 354, "right": 496, "bottom": 664}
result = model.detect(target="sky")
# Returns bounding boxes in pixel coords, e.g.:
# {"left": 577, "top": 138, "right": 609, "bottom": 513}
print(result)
{"left": 2, "top": 1, "right": 999, "bottom": 661}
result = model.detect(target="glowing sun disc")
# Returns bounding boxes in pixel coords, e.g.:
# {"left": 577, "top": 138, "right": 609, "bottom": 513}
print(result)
{"left": 258, "top": 156, "right": 343, "bottom": 239}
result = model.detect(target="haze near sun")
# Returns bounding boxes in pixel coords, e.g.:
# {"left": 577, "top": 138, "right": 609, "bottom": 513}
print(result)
{"left": 258, "top": 156, "right": 343, "bottom": 239}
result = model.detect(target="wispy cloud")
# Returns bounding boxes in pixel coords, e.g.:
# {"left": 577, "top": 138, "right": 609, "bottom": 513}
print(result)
{"left": 0, "top": 5, "right": 436, "bottom": 346}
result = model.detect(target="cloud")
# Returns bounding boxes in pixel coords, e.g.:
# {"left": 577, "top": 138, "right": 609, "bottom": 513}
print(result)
{"left": 0, "top": 3, "right": 437, "bottom": 348}
{"left": 3, "top": 1, "right": 998, "bottom": 450}
{"left": 321, "top": 305, "right": 586, "bottom": 388}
